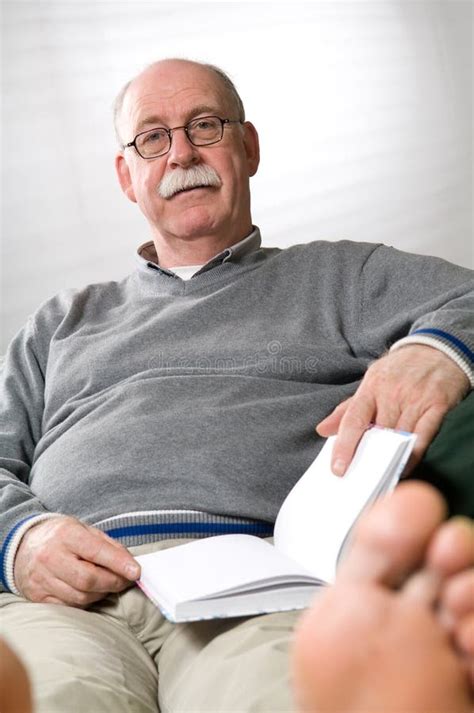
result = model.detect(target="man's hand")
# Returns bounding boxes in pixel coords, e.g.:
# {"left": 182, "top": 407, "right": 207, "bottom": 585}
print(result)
{"left": 317, "top": 345, "right": 470, "bottom": 476}
{"left": 14, "top": 516, "right": 141, "bottom": 607}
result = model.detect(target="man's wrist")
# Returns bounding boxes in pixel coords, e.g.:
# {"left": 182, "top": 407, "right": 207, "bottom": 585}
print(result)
{"left": 5, "top": 514, "right": 63, "bottom": 595}
{"left": 390, "top": 336, "right": 473, "bottom": 390}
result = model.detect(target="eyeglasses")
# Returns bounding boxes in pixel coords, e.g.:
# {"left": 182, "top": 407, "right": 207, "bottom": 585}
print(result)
{"left": 123, "top": 116, "right": 243, "bottom": 159}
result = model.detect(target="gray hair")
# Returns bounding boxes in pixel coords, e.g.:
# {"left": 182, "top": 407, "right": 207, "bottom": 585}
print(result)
{"left": 113, "top": 59, "right": 246, "bottom": 147}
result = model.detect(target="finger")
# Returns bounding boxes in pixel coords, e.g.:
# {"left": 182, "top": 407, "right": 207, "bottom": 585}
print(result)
{"left": 402, "top": 405, "right": 446, "bottom": 474}
{"left": 63, "top": 559, "right": 132, "bottom": 594}
{"left": 33, "top": 547, "right": 132, "bottom": 596}
{"left": 395, "top": 404, "right": 424, "bottom": 435}
{"left": 42, "top": 576, "right": 107, "bottom": 608}
{"left": 330, "top": 394, "right": 375, "bottom": 475}
{"left": 41, "top": 596, "right": 66, "bottom": 605}
{"left": 70, "top": 530, "right": 140, "bottom": 581}
{"left": 316, "top": 398, "right": 352, "bottom": 437}
{"left": 394, "top": 406, "right": 422, "bottom": 477}
{"left": 372, "top": 400, "right": 401, "bottom": 430}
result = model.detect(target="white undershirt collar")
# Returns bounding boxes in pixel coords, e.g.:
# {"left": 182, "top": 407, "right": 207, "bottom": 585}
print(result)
{"left": 168, "top": 265, "right": 204, "bottom": 281}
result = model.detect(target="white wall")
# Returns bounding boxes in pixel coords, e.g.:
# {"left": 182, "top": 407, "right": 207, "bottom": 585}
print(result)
{"left": 1, "top": 1, "right": 472, "bottom": 352}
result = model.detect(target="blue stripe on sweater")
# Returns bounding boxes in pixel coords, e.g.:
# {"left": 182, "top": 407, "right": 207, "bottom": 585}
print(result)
{"left": 0, "top": 516, "right": 36, "bottom": 590}
{"left": 105, "top": 521, "right": 274, "bottom": 540}
{"left": 412, "top": 328, "right": 473, "bottom": 362}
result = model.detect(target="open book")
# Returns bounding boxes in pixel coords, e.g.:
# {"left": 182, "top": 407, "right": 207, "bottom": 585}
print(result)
{"left": 135, "top": 427, "right": 416, "bottom": 622}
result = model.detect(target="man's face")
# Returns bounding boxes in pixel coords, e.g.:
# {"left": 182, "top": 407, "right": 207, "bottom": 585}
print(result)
{"left": 116, "top": 61, "right": 260, "bottom": 249}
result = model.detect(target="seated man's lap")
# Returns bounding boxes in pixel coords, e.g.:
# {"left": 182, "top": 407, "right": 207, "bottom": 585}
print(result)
{"left": 0, "top": 538, "right": 298, "bottom": 712}
{"left": 0, "top": 589, "right": 160, "bottom": 713}
{"left": 158, "top": 610, "right": 297, "bottom": 712}
{"left": 0, "top": 539, "right": 177, "bottom": 713}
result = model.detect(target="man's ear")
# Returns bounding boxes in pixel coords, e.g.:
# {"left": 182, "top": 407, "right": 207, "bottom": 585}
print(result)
{"left": 242, "top": 122, "right": 260, "bottom": 177}
{"left": 115, "top": 153, "right": 137, "bottom": 203}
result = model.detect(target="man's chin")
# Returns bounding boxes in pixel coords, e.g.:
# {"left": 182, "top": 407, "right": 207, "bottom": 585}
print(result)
{"left": 163, "top": 209, "right": 220, "bottom": 241}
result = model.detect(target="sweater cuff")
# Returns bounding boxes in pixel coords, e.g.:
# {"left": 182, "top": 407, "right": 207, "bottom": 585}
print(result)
{"left": 390, "top": 335, "right": 474, "bottom": 389}
{"left": 2, "top": 513, "right": 63, "bottom": 595}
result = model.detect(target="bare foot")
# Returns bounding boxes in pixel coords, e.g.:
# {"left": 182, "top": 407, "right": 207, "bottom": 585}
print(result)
{"left": 0, "top": 637, "right": 32, "bottom": 713}
{"left": 423, "top": 514, "right": 474, "bottom": 688}
{"left": 292, "top": 482, "right": 473, "bottom": 712}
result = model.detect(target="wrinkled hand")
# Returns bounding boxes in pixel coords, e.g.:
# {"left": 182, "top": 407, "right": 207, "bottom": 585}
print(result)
{"left": 14, "top": 516, "right": 141, "bottom": 607}
{"left": 317, "top": 345, "right": 470, "bottom": 476}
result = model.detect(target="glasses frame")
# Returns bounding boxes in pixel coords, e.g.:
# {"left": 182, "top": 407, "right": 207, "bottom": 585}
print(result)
{"left": 123, "top": 116, "right": 243, "bottom": 159}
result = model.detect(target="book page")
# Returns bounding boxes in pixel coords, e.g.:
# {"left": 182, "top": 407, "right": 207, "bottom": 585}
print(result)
{"left": 274, "top": 428, "right": 416, "bottom": 583}
{"left": 136, "top": 534, "right": 316, "bottom": 607}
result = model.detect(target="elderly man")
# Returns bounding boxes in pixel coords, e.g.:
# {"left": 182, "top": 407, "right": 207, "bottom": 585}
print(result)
{"left": 0, "top": 58, "right": 473, "bottom": 712}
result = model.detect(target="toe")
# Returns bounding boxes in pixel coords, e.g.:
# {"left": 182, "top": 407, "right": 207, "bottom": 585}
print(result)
{"left": 339, "top": 482, "right": 446, "bottom": 586}
{"left": 443, "top": 571, "right": 474, "bottom": 620}
{"left": 427, "top": 518, "right": 474, "bottom": 577}
{"left": 455, "top": 613, "right": 474, "bottom": 656}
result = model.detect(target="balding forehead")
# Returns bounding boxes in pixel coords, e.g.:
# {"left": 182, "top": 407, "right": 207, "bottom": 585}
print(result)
{"left": 128, "top": 74, "right": 227, "bottom": 130}
{"left": 114, "top": 59, "right": 244, "bottom": 144}
{"left": 131, "top": 61, "right": 231, "bottom": 105}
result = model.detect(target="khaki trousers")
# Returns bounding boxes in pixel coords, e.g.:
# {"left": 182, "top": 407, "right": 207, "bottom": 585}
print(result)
{"left": 0, "top": 539, "right": 299, "bottom": 713}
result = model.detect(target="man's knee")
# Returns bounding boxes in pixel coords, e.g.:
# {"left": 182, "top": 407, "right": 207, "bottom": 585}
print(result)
{"left": 0, "top": 593, "right": 158, "bottom": 713}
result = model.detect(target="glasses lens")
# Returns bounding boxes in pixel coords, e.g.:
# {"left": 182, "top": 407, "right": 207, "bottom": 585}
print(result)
{"left": 137, "top": 128, "right": 170, "bottom": 158}
{"left": 188, "top": 117, "right": 222, "bottom": 145}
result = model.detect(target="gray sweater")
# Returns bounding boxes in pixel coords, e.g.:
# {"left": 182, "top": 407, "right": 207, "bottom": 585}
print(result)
{"left": 1, "top": 228, "right": 473, "bottom": 592}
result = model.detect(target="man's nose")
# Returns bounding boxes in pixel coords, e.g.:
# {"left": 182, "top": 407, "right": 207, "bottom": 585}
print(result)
{"left": 166, "top": 127, "right": 199, "bottom": 168}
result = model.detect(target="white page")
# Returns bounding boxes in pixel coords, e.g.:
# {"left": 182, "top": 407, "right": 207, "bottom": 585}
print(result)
{"left": 274, "top": 428, "right": 416, "bottom": 583}
{"left": 136, "top": 534, "right": 315, "bottom": 606}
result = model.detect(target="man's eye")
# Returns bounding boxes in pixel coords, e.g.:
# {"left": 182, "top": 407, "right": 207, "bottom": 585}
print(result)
{"left": 143, "top": 130, "right": 167, "bottom": 144}
{"left": 195, "top": 120, "right": 217, "bottom": 131}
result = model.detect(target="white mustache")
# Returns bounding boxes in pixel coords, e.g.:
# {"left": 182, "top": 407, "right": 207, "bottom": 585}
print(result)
{"left": 158, "top": 165, "right": 222, "bottom": 199}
